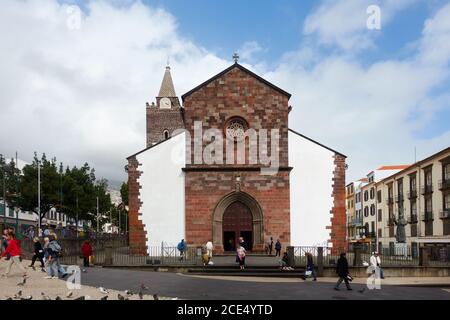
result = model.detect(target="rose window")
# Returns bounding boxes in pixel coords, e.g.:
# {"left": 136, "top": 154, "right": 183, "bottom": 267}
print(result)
{"left": 226, "top": 119, "right": 246, "bottom": 140}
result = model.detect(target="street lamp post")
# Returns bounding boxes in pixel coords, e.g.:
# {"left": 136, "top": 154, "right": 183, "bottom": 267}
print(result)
{"left": 96, "top": 196, "right": 99, "bottom": 234}
{"left": 37, "top": 160, "right": 41, "bottom": 235}
{"left": 2, "top": 165, "right": 6, "bottom": 227}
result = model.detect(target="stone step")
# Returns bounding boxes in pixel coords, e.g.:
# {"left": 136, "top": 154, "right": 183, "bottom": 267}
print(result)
{"left": 186, "top": 271, "right": 306, "bottom": 278}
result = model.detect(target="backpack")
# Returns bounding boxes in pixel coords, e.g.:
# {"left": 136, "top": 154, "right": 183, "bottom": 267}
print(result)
{"left": 177, "top": 242, "right": 185, "bottom": 251}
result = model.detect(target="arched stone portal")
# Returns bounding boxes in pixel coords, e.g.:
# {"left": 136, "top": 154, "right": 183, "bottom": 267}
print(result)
{"left": 212, "top": 191, "right": 264, "bottom": 252}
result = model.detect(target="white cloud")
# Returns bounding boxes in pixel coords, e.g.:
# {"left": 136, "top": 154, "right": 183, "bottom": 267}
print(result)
{"left": 267, "top": 2, "right": 450, "bottom": 181}
{"left": 303, "top": 0, "right": 419, "bottom": 51}
{"left": 0, "top": 0, "right": 228, "bottom": 182}
{"left": 239, "top": 41, "right": 264, "bottom": 61}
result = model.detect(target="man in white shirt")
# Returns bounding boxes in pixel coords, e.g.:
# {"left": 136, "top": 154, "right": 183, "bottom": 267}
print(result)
{"left": 369, "top": 251, "right": 384, "bottom": 279}
{"left": 206, "top": 240, "right": 213, "bottom": 259}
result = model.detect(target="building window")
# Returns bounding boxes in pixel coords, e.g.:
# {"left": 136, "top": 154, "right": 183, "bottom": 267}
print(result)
{"left": 225, "top": 117, "right": 248, "bottom": 141}
{"left": 378, "top": 209, "right": 382, "bottom": 222}
{"left": 8, "top": 208, "right": 14, "bottom": 217}
{"left": 425, "top": 197, "right": 432, "bottom": 212}
{"left": 445, "top": 194, "right": 450, "bottom": 210}
{"left": 411, "top": 201, "right": 417, "bottom": 217}
{"left": 370, "top": 188, "right": 375, "bottom": 199}
{"left": 364, "top": 206, "right": 369, "bottom": 217}
{"left": 410, "top": 175, "right": 417, "bottom": 191}
{"left": 444, "top": 163, "right": 450, "bottom": 180}
{"left": 377, "top": 190, "right": 382, "bottom": 203}
{"left": 425, "top": 170, "right": 432, "bottom": 186}
{"left": 163, "top": 130, "right": 170, "bottom": 140}
{"left": 370, "top": 204, "right": 375, "bottom": 216}
{"left": 364, "top": 191, "right": 368, "bottom": 202}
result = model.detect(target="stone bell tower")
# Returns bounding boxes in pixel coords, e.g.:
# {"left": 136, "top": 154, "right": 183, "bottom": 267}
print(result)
{"left": 146, "top": 65, "right": 184, "bottom": 147}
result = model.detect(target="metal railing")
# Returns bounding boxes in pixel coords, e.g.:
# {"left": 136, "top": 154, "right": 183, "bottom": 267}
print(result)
{"left": 407, "top": 189, "right": 418, "bottom": 199}
{"left": 421, "top": 211, "right": 434, "bottom": 221}
{"left": 420, "top": 184, "right": 433, "bottom": 195}
{"left": 438, "top": 178, "right": 450, "bottom": 191}
{"left": 439, "top": 209, "right": 450, "bottom": 219}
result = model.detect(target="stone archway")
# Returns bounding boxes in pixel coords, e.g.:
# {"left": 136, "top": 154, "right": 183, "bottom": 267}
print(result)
{"left": 212, "top": 191, "right": 264, "bottom": 252}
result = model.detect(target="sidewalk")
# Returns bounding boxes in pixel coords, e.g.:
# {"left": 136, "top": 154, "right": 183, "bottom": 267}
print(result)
{"left": 0, "top": 259, "right": 173, "bottom": 300}
{"left": 182, "top": 274, "right": 450, "bottom": 286}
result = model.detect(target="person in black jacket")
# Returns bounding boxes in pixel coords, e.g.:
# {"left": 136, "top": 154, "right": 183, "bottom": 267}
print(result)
{"left": 334, "top": 252, "right": 352, "bottom": 290}
{"left": 29, "top": 237, "right": 45, "bottom": 271}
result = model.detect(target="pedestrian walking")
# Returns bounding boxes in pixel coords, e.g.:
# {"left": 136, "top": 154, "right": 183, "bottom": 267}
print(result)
{"left": 334, "top": 252, "right": 352, "bottom": 291}
{"left": 48, "top": 234, "right": 67, "bottom": 279}
{"left": 206, "top": 240, "right": 213, "bottom": 259}
{"left": 81, "top": 240, "right": 93, "bottom": 267}
{"left": 302, "top": 252, "right": 317, "bottom": 281}
{"left": 369, "top": 251, "right": 384, "bottom": 279}
{"left": 1, "top": 230, "right": 27, "bottom": 279}
{"left": 29, "top": 237, "right": 45, "bottom": 271}
{"left": 237, "top": 244, "right": 246, "bottom": 270}
{"left": 275, "top": 239, "right": 282, "bottom": 257}
{"left": 177, "top": 239, "right": 186, "bottom": 261}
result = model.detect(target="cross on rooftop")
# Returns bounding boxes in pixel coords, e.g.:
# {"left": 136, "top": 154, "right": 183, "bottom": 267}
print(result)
{"left": 232, "top": 52, "right": 239, "bottom": 63}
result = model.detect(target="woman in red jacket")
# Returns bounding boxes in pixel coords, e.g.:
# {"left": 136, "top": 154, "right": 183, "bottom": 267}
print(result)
{"left": 81, "top": 240, "right": 93, "bottom": 267}
{"left": 1, "top": 231, "right": 27, "bottom": 278}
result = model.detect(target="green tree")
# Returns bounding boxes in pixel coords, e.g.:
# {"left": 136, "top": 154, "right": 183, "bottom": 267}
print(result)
{"left": 15, "top": 153, "right": 60, "bottom": 224}
{"left": 120, "top": 182, "right": 128, "bottom": 206}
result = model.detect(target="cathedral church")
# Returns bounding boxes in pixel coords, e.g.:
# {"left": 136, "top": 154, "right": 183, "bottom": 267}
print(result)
{"left": 127, "top": 59, "right": 347, "bottom": 254}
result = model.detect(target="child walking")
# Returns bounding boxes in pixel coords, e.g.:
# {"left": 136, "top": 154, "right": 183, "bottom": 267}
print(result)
{"left": 1, "top": 231, "right": 27, "bottom": 278}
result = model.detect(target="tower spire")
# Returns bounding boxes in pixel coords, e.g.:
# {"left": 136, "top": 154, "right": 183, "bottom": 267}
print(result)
{"left": 158, "top": 65, "right": 177, "bottom": 97}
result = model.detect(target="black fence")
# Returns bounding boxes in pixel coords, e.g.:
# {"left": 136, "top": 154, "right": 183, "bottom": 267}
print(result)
{"left": 292, "top": 244, "right": 450, "bottom": 267}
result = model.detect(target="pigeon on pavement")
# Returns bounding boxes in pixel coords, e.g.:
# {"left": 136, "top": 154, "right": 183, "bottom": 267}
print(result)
{"left": 118, "top": 294, "right": 125, "bottom": 301}
{"left": 153, "top": 294, "right": 159, "bottom": 301}
{"left": 13, "top": 291, "right": 22, "bottom": 299}
{"left": 66, "top": 291, "right": 73, "bottom": 298}
{"left": 74, "top": 296, "right": 85, "bottom": 300}
{"left": 41, "top": 292, "right": 51, "bottom": 300}
{"left": 140, "top": 283, "right": 149, "bottom": 291}
{"left": 17, "top": 277, "right": 26, "bottom": 286}
{"left": 100, "top": 296, "right": 109, "bottom": 300}
{"left": 125, "top": 289, "right": 133, "bottom": 296}
{"left": 99, "top": 287, "right": 109, "bottom": 294}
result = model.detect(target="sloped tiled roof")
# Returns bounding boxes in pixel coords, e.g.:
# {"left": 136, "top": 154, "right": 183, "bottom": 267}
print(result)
{"left": 377, "top": 165, "right": 410, "bottom": 170}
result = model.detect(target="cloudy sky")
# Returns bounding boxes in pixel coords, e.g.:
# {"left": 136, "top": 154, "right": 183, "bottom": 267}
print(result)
{"left": 1, "top": 0, "right": 449, "bottom": 185}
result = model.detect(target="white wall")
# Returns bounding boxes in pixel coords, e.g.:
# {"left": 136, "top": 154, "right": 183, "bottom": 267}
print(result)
{"left": 137, "top": 132, "right": 186, "bottom": 250}
{"left": 289, "top": 131, "right": 335, "bottom": 246}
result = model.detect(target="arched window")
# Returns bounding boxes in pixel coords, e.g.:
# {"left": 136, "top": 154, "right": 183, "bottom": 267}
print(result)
{"left": 364, "top": 206, "right": 369, "bottom": 217}
{"left": 163, "top": 130, "right": 170, "bottom": 140}
{"left": 364, "top": 191, "right": 369, "bottom": 201}
{"left": 370, "top": 204, "right": 375, "bottom": 216}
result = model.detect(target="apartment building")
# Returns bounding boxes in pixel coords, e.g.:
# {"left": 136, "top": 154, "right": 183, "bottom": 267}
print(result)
{"left": 377, "top": 147, "right": 450, "bottom": 259}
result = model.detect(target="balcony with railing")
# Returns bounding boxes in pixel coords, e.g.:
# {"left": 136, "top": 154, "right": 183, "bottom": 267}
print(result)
{"left": 421, "top": 211, "right": 434, "bottom": 221}
{"left": 438, "top": 178, "right": 450, "bottom": 191}
{"left": 408, "top": 214, "right": 418, "bottom": 224}
{"left": 420, "top": 184, "right": 433, "bottom": 195}
{"left": 395, "top": 194, "right": 405, "bottom": 202}
{"left": 439, "top": 209, "right": 450, "bottom": 219}
{"left": 407, "top": 189, "right": 417, "bottom": 199}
